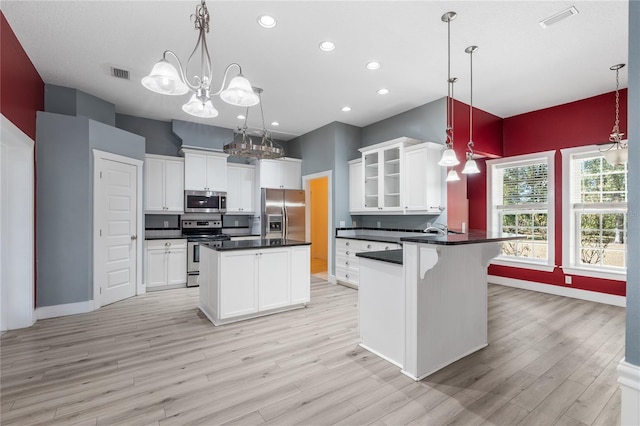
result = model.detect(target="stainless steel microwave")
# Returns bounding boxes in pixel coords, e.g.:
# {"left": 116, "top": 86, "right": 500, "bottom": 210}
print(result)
{"left": 184, "top": 190, "right": 227, "bottom": 213}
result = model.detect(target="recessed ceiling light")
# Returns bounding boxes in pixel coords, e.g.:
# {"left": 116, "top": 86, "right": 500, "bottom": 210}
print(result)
{"left": 539, "top": 6, "right": 579, "bottom": 28}
{"left": 237, "top": 114, "right": 246, "bottom": 120}
{"left": 258, "top": 15, "right": 276, "bottom": 28}
{"left": 366, "top": 61, "right": 381, "bottom": 70}
{"left": 377, "top": 88, "right": 390, "bottom": 95}
{"left": 319, "top": 41, "right": 335, "bottom": 52}
{"left": 341, "top": 106, "right": 351, "bottom": 112}
{"left": 271, "top": 121, "right": 280, "bottom": 126}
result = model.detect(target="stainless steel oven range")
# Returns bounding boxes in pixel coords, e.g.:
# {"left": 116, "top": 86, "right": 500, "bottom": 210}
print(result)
{"left": 182, "top": 219, "right": 231, "bottom": 287}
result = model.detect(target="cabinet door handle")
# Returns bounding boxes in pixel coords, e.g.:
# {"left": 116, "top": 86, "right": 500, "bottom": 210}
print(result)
{"left": 385, "top": 246, "right": 389, "bottom": 250}
{"left": 346, "top": 242, "right": 350, "bottom": 246}
{"left": 367, "top": 244, "right": 372, "bottom": 249}
{"left": 165, "top": 242, "right": 171, "bottom": 246}
{"left": 345, "top": 261, "right": 349, "bottom": 266}
{"left": 345, "top": 274, "right": 350, "bottom": 279}
{"left": 346, "top": 251, "right": 350, "bottom": 255}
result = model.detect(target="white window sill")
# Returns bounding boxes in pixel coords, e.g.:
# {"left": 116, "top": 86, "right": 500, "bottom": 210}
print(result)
{"left": 561, "top": 267, "right": 626, "bottom": 282}
{"left": 490, "top": 258, "right": 556, "bottom": 272}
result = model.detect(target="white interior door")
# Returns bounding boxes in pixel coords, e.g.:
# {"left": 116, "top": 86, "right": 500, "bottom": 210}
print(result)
{"left": 95, "top": 155, "right": 138, "bottom": 306}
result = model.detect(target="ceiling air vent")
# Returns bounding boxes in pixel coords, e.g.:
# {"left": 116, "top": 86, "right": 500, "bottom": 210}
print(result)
{"left": 539, "top": 6, "right": 579, "bottom": 29}
{"left": 111, "top": 67, "right": 130, "bottom": 80}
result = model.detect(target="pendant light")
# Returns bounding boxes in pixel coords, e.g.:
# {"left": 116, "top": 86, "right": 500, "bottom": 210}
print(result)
{"left": 462, "top": 45, "right": 480, "bottom": 175}
{"left": 438, "top": 11, "right": 460, "bottom": 168}
{"left": 600, "top": 63, "right": 627, "bottom": 165}
{"left": 142, "top": 1, "right": 259, "bottom": 118}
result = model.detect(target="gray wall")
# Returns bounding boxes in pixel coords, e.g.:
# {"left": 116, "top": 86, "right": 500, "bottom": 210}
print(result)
{"left": 44, "top": 84, "right": 116, "bottom": 127}
{"left": 625, "top": 0, "right": 640, "bottom": 367}
{"left": 362, "top": 98, "right": 447, "bottom": 147}
{"left": 116, "top": 114, "right": 182, "bottom": 157}
{"left": 333, "top": 122, "right": 362, "bottom": 228}
{"left": 36, "top": 112, "right": 145, "bottom": 307}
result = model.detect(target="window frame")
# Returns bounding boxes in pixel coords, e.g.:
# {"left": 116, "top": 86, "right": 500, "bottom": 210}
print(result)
{"left": 561, "top": 145, "right": 627, "bottom": 281}
{"left": 487, "top": 151, "right": 556, "bottom": 272}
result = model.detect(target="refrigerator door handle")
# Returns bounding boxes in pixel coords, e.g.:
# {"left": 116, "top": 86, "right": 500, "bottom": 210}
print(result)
{"left": 282, "top": 205, "right": 288, "bottom": 239}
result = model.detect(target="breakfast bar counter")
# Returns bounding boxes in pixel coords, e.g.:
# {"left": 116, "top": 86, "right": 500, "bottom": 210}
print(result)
{"left": 357, "top": 231, "right": 519, "bottom": 381}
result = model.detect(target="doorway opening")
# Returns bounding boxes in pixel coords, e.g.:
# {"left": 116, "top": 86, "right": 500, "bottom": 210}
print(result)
{"left": 309, "top": 176, "right": 329, "bottom": 278}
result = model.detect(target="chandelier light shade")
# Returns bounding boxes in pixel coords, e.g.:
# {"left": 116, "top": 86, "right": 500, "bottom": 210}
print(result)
{"left": 600, "top": 63, "right": 627, "bottom": 165}
{"left": 462, "top": 45, "right": 480, "bottom": 175}
{"left": 439, "top": 11, "right": 460, "bottom": 169}
{"left": 142, "top": 0, "right": 259, "bottom": 118}
{"left": 223, "top": 88, "right": 285, "bottom": 160}
{"left": 446, "top": 170, "right": 461, "bottom": 182}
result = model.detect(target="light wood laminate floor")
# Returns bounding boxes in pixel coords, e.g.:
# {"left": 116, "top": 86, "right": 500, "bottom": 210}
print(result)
{"left": 1, "top": 278, "right": 624, "bottom": 425}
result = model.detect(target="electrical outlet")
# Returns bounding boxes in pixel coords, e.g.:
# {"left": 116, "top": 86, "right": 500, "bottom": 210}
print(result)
{"left": 339, "top": 220, "right": 346, "bottom": 228}
{"left": 377, "top": 221, "right": 381, "bottom": 228}
{"left": 234, "top": 220, "right": 239, "bottom": 227}
{"left": 565, "top": 275, "right": 572, "bottom": 285}
{"left": 352, "top": 220, "right": 357, "bottom": 227}
{"left": 163, "top": 221, "right": 169, "bottom": 228}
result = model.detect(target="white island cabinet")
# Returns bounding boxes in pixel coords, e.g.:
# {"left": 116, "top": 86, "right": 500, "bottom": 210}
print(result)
{"left": 199, "top": 240, "right": 311, "bottom": 325}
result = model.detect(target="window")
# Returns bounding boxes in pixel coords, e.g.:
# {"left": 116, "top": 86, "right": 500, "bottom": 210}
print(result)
{"left": 487, "top": 151, "right": 555, "bottom": 271}
{"left": 562, "top": 146, "right": 627, "bottom": 279}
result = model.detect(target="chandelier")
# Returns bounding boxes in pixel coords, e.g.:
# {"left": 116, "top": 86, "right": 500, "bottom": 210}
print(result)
{"left": 461, "top": 45, "right": 480, "bottom": 175}
{"left": 223, "top": 89, "right": 284, "bottom": 160}
{"left": 141, "top": 0, "right": 259, "bottom": 118}
{"left": 600, "top": 63, "right": 627, "bottom": 165}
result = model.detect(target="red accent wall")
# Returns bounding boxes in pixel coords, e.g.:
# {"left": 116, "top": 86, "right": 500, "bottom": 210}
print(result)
{"left": 482, "top": 90, "right": 628, "bottom": 296}
{"left": 0, "top": 11, "right": 44, "bottom": 139}
{"left": 447, "top": 98, "right": 503, "bottom": 230}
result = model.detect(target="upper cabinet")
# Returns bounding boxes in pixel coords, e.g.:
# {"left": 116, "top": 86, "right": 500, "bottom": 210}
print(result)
{"left": 256, "top": 158, "right": 302, "bottom": 189}
{"left": 358, "top": 137, "right": 421, "bottom": 213}
{"left": 145, "top": 154, "right": 184, "bottom": 214}
{"left": 226, "top": 163, "right": 255, "bottom": 214}
{"left": 350, "top": 138, "right": 443, "bottom": 215}
{"left": 348, "top": 159, "right": 364, "bottom": 213}
{"left": 181, "top": 149, "right": 229, "bottom": 191}
{"left": 403, "top": 142, "right": 443, "bottom": 214}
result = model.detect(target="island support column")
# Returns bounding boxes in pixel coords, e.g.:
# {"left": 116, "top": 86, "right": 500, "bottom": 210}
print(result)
{"left": 402, "top": 241, "right": 502, "bottom": 381}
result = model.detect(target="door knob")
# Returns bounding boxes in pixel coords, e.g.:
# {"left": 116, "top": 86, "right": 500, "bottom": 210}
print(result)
{"left": 131, "top": 235, "right": 138, "bottom": 240}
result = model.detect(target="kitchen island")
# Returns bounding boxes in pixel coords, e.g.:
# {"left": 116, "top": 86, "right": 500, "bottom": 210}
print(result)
{"left": 357, "top": 231, "right": 520, "bottom": 381}
{"left": 198, "top": 239, "right": 311, "bottom": 326}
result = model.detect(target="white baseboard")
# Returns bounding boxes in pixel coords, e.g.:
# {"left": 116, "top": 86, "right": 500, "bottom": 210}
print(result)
{"left": 488, "top": 275, "right": 626, "bottom": 307}
{"left": 36, "top": 300, "right": 96, "bottom": 320}
{"left": 618, "top": 358, "right": 640, "bottom": 426}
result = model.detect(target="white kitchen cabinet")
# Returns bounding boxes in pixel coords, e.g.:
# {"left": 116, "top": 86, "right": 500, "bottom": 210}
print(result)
{"left": 226, "top": 163, "right": 255, "bottom": 214}
{"left": 257, "top": 157, "right": 302, "bottom": 189}
{"left": 290, "top": 246, "right": 311, "bottom": 304}
{"left": 145, "top": 239, "right": 187, "bottom": 290}
{"left": 335, "top": 238, "right": 401, "bottom": 288}
{"left": 144, "top": 155, "right": 184, "bottom": 214}
{"left": 219, "top": 250, "right": 259, "bottom": 318}
{"left": 348, "top": 159, "right": 364, "bottom": 213}
{"left": 182, "top": 149, "right": 229, "bottom": 191}
{"left": 359, "top": 137, "right": 421, "bottom": 213}
{"left": 404, "top": 143, "right": 443, "bottom": 214}
{"left": 199, "top": 244, "right": 310, "bottom": 325}
{"left": 257, "top": 248, "right": 291, "bottom": 311}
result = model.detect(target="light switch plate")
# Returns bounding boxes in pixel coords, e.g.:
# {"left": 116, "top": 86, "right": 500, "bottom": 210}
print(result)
{"left": 339, "top": 220, "right": 346, "bottom": 227}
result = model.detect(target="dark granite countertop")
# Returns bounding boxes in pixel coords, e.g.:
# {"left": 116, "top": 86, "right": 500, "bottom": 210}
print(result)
{"left": 401, "top": 230, "right": 521, "bottom": 245}
{"left": 356, "top": 249, "right": 403, "bottom": 265}
{"left": 144, "top": 235, "right": 186, "bottom": 240}
{"left": 335, "top": 234, "right": 405, "bottom": 244}
{"left": 201, "top": 239, "right": 311, "bottom": 251}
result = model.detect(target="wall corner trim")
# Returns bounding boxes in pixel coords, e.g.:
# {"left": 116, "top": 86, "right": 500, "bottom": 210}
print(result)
{"left": 488, "top": 275, "right": 626, "bottom": 307}
{"left": 36, "top": 300, "right": 95, "bottom": 320}
{"left": 618, "top": 358, "right": 640, "bottom": 426}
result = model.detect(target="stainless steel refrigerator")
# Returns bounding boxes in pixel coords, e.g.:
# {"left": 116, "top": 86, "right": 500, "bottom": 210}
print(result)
{"left": 261, "top": 188, "right": 306, "bottom": 241}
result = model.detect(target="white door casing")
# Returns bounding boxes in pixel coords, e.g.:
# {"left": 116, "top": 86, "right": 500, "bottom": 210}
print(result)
{"left": 93, "top": 150, "right": 143, "bottom": 308}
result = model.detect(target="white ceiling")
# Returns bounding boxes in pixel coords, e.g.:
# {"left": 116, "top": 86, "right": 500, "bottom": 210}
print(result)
{"left": 1, "top": 1, "right": 629, "bottom": 141}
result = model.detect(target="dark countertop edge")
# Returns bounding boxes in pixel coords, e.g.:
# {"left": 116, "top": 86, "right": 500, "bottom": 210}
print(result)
{"left": 336, "top": 227, "right": 425, "bottom": 234}
{"left": 400, "top": 231, "right": 521, "bottom": 245}
{"left": 202, "top": 239, "right": 311, "bottom": 251}
{"left": 335, "top": 234, "right": 405, "bottom": 244}
{"left": 356, "top": 249, "right": 403, "bottom": 265}
{"left": 144, "top": 235, "right": 186, "bottom": 240}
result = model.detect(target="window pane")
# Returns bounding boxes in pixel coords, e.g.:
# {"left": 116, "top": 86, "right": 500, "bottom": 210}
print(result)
{"left": 581, "top": 214, "right": 600, "bottom": 229}
{"left": 503, "top": 214, "right": 516, "bottom": 226}
{"left": 502, "top": 163, "right": 548, "bottom": 205}
{"left": 517, "top": 213, "right": 532, "bottom": 227}
{"left": 581, "top": 158, "right": 601, "bottom": 175}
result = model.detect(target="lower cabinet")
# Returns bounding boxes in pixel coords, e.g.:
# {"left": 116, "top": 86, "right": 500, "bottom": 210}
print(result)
{"left": 335, "top": 238, "right": 401, "bottom": 289}
{"left": 145, "top": 239, "right": 187, "bottom": 290}
{"left": 200, "top": 244, "right": 311, "bottom": 325}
